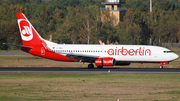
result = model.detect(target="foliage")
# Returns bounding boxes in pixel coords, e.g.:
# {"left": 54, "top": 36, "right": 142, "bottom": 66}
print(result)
{"left": 0, "top": 0, "right": 180, "bottom": 50}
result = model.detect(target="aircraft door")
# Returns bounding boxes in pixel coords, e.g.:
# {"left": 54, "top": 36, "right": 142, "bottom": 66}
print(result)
{"left": 154, "top": 50, "right": 158, "bottom": 57}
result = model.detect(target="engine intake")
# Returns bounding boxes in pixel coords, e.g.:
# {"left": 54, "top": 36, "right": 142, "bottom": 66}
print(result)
{"left": 95, "top": 57, "right": 116, "bottom": 66}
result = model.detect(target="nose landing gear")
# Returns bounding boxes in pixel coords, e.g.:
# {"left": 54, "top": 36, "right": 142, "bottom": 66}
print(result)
{"left": 159, "top": 62, "right": 168, "bottom": 69}
{"left": 159, "top": 65, "right": 163, "bottom": 69}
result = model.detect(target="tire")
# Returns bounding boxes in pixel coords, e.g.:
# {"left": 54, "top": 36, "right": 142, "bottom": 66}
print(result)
{"left": 88, "top": 64, "right": 94, "bottom": 69}
{"left": 159, "top": 65, "right": 163, "bottom": 69}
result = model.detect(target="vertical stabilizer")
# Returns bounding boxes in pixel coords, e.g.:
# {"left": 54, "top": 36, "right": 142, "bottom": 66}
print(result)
{"left": 16, "top": 13, "right": 43, "bottom": 46}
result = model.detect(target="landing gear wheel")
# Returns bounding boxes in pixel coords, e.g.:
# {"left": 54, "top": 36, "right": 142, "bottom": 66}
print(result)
{"left": 159, "top": 65, "right": 163, "bottom": 69}
{"left": 97, "top": 66, "right": 103, "bottom": 69}
{"left": 88, "top": 64, "right": 94, "bottom": 69}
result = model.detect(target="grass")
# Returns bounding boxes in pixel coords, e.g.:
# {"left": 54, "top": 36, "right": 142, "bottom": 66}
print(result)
{"left": 0, "top": 50, "right": 22, "bottom": 52}
{"left": 0, "top": 73, "right": 180, "bottom": 101}
{"left": 0, "top": 49, "right": 180, "bottom": 100}
{"left": 150, "top": 90, "right": 180, "bottom": 95}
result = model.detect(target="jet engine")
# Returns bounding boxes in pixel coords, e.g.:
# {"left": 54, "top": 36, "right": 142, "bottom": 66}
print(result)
{"left": 95, "top": 57, "right": 116, "bottom": 66}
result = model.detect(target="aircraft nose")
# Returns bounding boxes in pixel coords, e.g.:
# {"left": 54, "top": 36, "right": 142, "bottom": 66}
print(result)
{"left": 172, "top": 53, "right": 179, "bottom": 60}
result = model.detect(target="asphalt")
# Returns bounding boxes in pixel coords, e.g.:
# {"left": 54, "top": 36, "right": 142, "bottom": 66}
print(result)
{"left": 0, "top": 67, "right": 180, "bottom": 74}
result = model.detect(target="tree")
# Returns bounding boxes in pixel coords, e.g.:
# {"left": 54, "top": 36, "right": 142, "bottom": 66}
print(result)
{"left": 0, "top": 3, "right": 28, "bottom": 49}
{"left": 178, "top": 24, "right": 180, "bottom": 43}
{"left": 31, "top": 4, "right": 52, "bottom": 39}
{"left": 89, "top": 5, "right": 102, "bottom": 44}
{"left": 146, "top": 7, "right": 180, "bottom": 45}
{"left": 79, "top": 12, "right": 91, "bottom": 44}
{"left": 99, "top": 21, "right": 116, "bottom": 44}
{"left": 116, "top": 8, "right": 142, "bottom": 45}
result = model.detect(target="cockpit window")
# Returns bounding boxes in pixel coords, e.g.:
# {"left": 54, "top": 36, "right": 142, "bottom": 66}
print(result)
{"left": 164, "top": 51, "right": 173, "bottom": 53}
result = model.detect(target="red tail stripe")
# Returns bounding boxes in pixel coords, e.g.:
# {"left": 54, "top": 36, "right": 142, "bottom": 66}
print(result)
{"left": 16, "top": 13, "right": 26, "bottom": 20}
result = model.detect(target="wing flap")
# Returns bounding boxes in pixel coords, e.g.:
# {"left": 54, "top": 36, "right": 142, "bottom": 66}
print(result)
{"left": 56, "top": 52, "right": 99, "bottom": 62}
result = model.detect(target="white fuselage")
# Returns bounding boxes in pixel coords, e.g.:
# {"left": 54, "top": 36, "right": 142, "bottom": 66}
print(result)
{"left": 45, "top": 40, "right": 178, "bottom": 63}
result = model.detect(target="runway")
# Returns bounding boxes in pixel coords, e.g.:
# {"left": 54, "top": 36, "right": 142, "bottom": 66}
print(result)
{"left": 0, "top": 67, "right": 180, "bottom": 74}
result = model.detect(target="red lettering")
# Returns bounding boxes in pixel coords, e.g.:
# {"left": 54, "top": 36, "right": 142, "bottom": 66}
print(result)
{"left": 107, "top": 47, "right": 151, "bottom": 56}
{"left": 145, "top": 49, "right": 151, "bottom": 56}
{"left": 128, "top": 49, "right": 134, "bottom": 56}
{"left": 142, "top": 47, "right": 145, "bottom": 56}
{"left": 115, "top": 47, "right": 117, "bottom": 55}
{"left": 122, "top": 47, "right": 128, "bottom": 56}
{"left": 118, "top": 49, "right": 122, "bottom": 55}
{"left": 108, "top": 49, "right": 114, "bottom": 55}
{"left": 135, "top": 47, "right": 142, "bottom": 56}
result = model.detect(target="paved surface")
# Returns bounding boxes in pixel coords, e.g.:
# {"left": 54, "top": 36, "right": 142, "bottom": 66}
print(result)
{"left": 0, "top": 67, "right": 180, "bottom": 74}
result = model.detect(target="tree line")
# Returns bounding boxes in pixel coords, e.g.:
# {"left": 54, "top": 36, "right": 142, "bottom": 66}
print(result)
{"left": 0, "top": 0, "right": 180, "bottom": 50}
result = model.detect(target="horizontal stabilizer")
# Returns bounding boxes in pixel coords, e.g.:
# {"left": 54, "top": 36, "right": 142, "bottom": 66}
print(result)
{"left": 3, "top": 43, "right": 32, "bottom": 49}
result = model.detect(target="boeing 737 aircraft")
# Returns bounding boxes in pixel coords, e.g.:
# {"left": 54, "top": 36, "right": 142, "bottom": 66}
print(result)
{"left": 6, "top": 13, "right": 179, "bottom": 69}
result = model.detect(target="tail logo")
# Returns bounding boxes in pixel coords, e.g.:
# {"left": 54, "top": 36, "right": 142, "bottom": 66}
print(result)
{"left": 18, "top": 19, "right": 33, "bottom": 41}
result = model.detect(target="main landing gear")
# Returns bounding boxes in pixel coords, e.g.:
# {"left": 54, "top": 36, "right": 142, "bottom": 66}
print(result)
{"left": 87, "top": 64, "right": 103, "bottom": 69}
{"left": 159, "top": 65, "right": 163, "bottom": 69}
{"left": 88, "top": 64, "right": 94, "bottom": 69}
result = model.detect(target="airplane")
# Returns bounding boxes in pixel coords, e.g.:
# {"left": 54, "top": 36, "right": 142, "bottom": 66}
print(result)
{"left": 5, "top": 13, "right": 179, "bottom": 69}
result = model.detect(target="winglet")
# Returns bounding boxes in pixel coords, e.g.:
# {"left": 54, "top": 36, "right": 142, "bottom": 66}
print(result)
{"left": 98, "top": 40, "right": 105, "bottom": 45}
{"left": 98, "top": 40, "right": 103, "bottom": 45}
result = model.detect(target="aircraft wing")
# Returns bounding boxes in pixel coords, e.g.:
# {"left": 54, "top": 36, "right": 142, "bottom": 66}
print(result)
{"left": 57, "top": 52, "right": 99, "bottom": 62}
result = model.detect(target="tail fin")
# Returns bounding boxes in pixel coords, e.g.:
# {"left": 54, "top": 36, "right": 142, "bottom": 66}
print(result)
{"left": 16, "top": 13, "right": 43, "bottom": 46}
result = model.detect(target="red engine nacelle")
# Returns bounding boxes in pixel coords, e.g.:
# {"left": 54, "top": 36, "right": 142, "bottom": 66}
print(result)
{"left": 95, "top": 57, "right": 116, "bottom": 66}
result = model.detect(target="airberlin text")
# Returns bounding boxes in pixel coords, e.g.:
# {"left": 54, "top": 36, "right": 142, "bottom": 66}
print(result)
{"left": 108, "top": 47, "right": 151, "bottom": 56}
